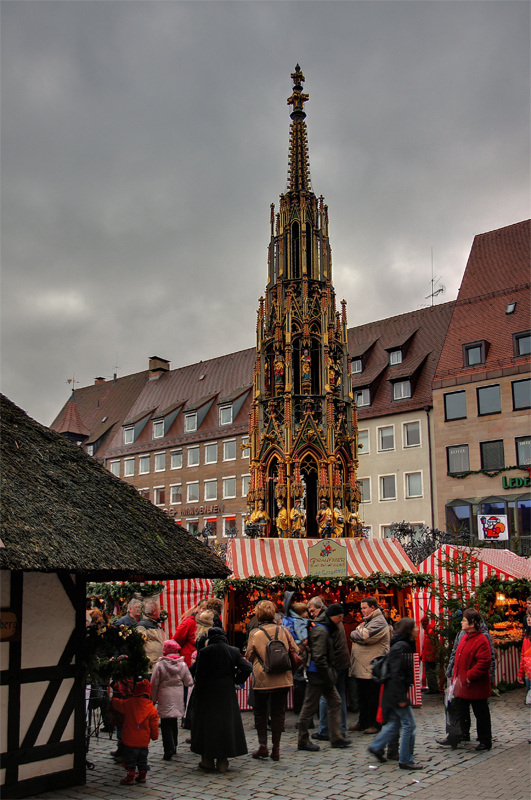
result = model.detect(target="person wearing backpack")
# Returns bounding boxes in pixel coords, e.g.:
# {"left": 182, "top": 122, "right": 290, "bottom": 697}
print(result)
{"left": 367, "top": 617, "right": 424, "bottom": 771}
{"left": 296, "top": 603, "right": 351, "bottom": 752}
{"left": 246, "top": 600, "right": 298, "bottom": 761}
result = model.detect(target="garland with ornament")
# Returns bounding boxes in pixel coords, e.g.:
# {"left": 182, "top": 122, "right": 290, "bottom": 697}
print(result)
{"left": 212, "top": 570, "right": 434, "bottom": 598}
{"left": 448, "top": 464, "right": 529, "bottom": 480}
{"left": 87, "top": 581, "right": 166, "bottom": 616}
{"left": 82, "top": 623, "right": 150, "bottom": 683}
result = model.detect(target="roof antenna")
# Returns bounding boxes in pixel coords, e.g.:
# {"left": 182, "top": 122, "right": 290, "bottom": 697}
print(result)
{"left": 113, "top": 355, "right": 121, "bottom": 383}
{"left": 425, "top": 248, "right": 445, "bottom": 305}
{"left": 66, "top": 374, "right": 79, "bottom": 396}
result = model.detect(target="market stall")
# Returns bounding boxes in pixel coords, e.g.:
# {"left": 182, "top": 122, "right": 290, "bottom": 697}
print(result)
{"left": 214, "top": 537, "right": 432, "bottom": 708}
{"left": 413, "top": 545, "right": 531, "bottom": 685}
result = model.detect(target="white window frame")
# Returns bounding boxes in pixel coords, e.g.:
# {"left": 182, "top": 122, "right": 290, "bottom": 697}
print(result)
{"left": 123, "top": 458, "right": 135, "bottom": 477}
{"left": 403, "top": 420, "right": 421, "bottom": 448}
{"left": 109, "top": 460, "right": 120, "bottom": 477}
{"left": 204, "top": 517, "right": 217, "bottom": 537}
{"left": 378, "top": 425, "right": 395, "bottom": 452}
{"left": 223, "top": 439, "right": 237, "bottom": 462}
{"left": 123, "top": 427, "right": 134, "bottom": 445}
{"left": 138, "top": 487, "right": 150, "bottom": 500}
{"left": 204, "top": 442, "right": 218, "bottom": 464}
{"left": 381, "top": 524, "right": 394, "bottom": 538}
{"left": 358, "top": 477, "right": 371, "bottom": 504}
{"left": 405, "top": 471, "right": 423, "bottom": 499}
{"left": 223, "top": 516, "right": 237, "bottom": 538}
{"left": 379, "top": 474, "right": 397, "bottom": 501}
{"left": 351, "top": 358, "right": 362, "bottom": 374}
{"left": 152, "top": 419, "right": 164, "bottom": 439}
{"left": 187, "top": 518, "right": 199, "bottom": 535}
{"left": 184, "top": 412, "right": 197, "bottom": 432}
{"left": 170, "top": 484, "right": 182, "bottom": 505}
{"left": 222, "top": 476, "right": 237, "bottom": 499}
{"left": 242, "top": 474, "right": 251, "bottom": 497}
{"left": 170, "top": 449, "right": 182, "bottom": 470}
{"left": 153, "top": 486, "right": 166, "bottom": 506}
{"left": 241, "top": 436, "right": 250, "bottom": 458}
{"left": 389, "top": 349, "right": 403, "bottom": 365}
{"left": 187, "top": 481, "right": 199, "bottom": 503}
{"left": 357, "top": 429, "right": 369, "bottom": 455}
{"left": 139, "top": 454, "right": 150, "bottom": 474}
{"left": 355, "top": 388, "right": 370, "bottom": 407}
{"left": 204, "top": 479, "right": 218, "bottom": 501}
{"left": 187, "top": 446, "right": 200, "bottom": 467}
{"left": 393, "top": 380, "right": 411, "bottom": 400}
{"left": 219, "top": 405, "right": 233, "bottom": 425}
{"left": 154, "top": 452, "right": 166, "bottom": 472}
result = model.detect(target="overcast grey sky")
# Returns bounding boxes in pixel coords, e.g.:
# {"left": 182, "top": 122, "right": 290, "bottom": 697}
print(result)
{"left": 2, "top": 0, "right": 529, "bottom": 425}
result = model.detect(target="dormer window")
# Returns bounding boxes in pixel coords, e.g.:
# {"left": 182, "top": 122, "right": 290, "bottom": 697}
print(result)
{"left": 351, "top": 358, "right": 363, "bottom": 374}
{"left": 389, "top": 349, "right": 402, "bottom": 366}
{"left": 152, "top": 419, "right": 164, "bottom": 439}
{"left": 123, "top": 426, "right": 134, "bottom": 445}
{"left": 514, "top": 330, "right": 531, "bottom": 356}
{"left": 219, "top": 405, "right": 233, "bottom": 425}
{"left": 354, "top": 388, "right": 370, "bottom": 407}
{"left": 463, "top": 340, "right": 487, "bottom": 366}
{"left": 393, "top": 380, "right": 411, "bottom": 400}
{"left": 184, "top": 412, "right": 197, "bottom": 432}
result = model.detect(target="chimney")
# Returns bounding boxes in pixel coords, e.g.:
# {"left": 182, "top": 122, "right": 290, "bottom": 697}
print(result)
{"left": 149, "top": 356, "right": 170, "bottom": 379}
{"left": 94, "top": 377, "right": 106, "bottom": 384}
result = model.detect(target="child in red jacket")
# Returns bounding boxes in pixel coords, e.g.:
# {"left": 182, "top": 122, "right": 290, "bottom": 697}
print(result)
{"left": 111, "top": 678, "right": 159, "bottom": 785}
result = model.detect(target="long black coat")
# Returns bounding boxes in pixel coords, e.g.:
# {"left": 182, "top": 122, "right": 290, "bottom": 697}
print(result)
{"left": 381, "top": 633, "right": 416, "bottom": 709}
{"left": 190, "top": 641, "right": 251, "bottom": 759}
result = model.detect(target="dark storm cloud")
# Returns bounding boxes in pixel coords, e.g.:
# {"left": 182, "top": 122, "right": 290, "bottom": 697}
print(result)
{"left": 1, "top": 1, "right": 529, "bottom": 424}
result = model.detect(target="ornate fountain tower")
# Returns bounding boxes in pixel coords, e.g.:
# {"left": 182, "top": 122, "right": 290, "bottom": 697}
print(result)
{"left": 246, "top": 66, "right": 361, "bottom": 539}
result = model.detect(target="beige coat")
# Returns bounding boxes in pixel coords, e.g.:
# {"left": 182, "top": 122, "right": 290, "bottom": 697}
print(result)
{"left": 349, "top": 608, "right": 390, "bottom": 680}
{"left": 246, "top": 623, "right": 298, "bottom": 690}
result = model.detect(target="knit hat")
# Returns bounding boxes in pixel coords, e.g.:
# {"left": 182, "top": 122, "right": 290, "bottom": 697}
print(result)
{"left": 325, "top": 603, "right": 345, "bottom": 618}
{"left": 163, "top": 639, "right": 181, "bottom": 656}
{"left": 133, "top": 679, "right": 152, "bottom": 697}
{"left": 207, "top": 627, "right": 228, "bottom": 643}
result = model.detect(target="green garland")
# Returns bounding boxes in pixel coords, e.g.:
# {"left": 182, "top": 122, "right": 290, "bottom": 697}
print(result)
{"left": 448, "top": 464, "right": 528, "bottom": 479}
{"left": 212, "top": 570, "right": 434, "bottom": 598}
{"left": 81, "top": 623, "right": 150, "bottom": 683}
{"left": 87, "top": 581, "right": 165, "bottom": 603}
{"left": 474, "top": 575, "right": 531, "bottom": 609}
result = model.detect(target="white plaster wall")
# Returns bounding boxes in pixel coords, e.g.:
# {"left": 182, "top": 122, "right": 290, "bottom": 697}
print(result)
{"left": 21, "top": 573, "right": 74, "bottom": 670}
{"left": 20, "top": 679, "right": 75, "bottom": 744}
{"left": 19, "top": 754, "right": 74, "bottom": 781}
{"left": 0, "top": 685, "right": 8, "bottom": 753}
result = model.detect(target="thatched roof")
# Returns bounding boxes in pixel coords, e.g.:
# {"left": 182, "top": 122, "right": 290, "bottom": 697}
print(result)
{"left": 0, "top": 395, "right": 230, "bottom": 580}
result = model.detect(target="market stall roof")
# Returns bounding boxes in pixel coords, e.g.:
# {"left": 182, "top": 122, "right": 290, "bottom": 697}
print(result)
{"left": 417, "top": 544, "right": 530, "bottom": 584}
{"left": 227, "top": 537, "right": 416, "bottom": 579}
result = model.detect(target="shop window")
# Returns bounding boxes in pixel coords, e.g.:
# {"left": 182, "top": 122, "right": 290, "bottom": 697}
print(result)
{"left": 219, "top": 405, "right": 233, "bottom": 425}
{"left": 123, "top": 426, "right": 134, "bottom": 445}
{"left": 187, "top": 446, "right": 200, "bottom": 467}
{"left": 154, "top": 452, "right": 165, "bottom": 472}
{"left": 404, "top": 421, "right": 420, "bottom": 447}
{"left": 480, "top": 501, "right": 505, "bottom": 516}
{"left": 513, "top": 330, "right": 531, "bottom": 356}
{"left": 170, "top": 484, "right": 182, "bottom": 504}
{"left": 358, "top": 429, "right": 369, "bottom": 455}
{"left": 110, "top": 461, "right": 120, "bottom": 477}
{"left": 204, "top": 479, "right": 217, "bottom": 501}
{"left": 154, "top": 487, "right": 166, "bottom": 506}
{"left": 405, "top": 472, "right": 423, "bottom": 498}
{"left": 224, "top": 517, "right": 238, "bottom": 537}
{"left": 463, "top": 341, "right": 487, "bottom": 366}
{"left": 380, "top": 475, "right": 396, "bottom": 501}
{"left": 223, "top": 439, "right": 236, "bottom": 461}
{"left": 446, "top": 504, "right": 472, "bottom": 536}
{"left": 512, "top": 378, "right": 531, "bottom": 411}
{"left": 354, "top": 388, "right": 370, "bottom": 407}
{"left": 480, "top": 440, "right": 505, "bottom": 471}
{"left": 517, "top": 500, "right": 531, "bottom": 537}
{"left": 187, "top": 482, "right": 199, "bottom": 503}
{"left": 185, "top": 412, "right": 197, "bottom": 432}
{"left": 516, "top": 436, "right": 531, "bottom": 467}
{"left": 139, "top": 455, "right": 150, "bottom": 474}
{"left": 222, "top": 477, "right": 236, "bottom": 499}
{"left": 205, "top": 443, "right": 218, "bottom": 464}
{"left": 447, "top": 444, "right": 469, "bottom": 473}
{"left": 393, "top": 380, "right": 411, "bottom": 400}
{"left": 170, "top": 449, "right": 182, "bottom": 469}
{"left": 124, "top": 458, "right": 135, "bottom": 477}
{"left": 152, "top": 419, "right": 164, "bottom": 439}
{"left": 351, "top": 358, "right": 362, "bottom": 374}
{"left": 477, "top": 384, "right": 501, "bottom": 416}
{"left": 359, "top": 478, "right": 371, "bottom": 503}
{"left": 444, "top": 390, "right": 467, "bottom": 421}
{"left": 378, "top": 426, "right": 394, "bottom": 451}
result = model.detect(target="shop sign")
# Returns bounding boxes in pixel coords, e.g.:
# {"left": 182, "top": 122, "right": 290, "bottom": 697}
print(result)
{"left": 501, "top": 475, "right": 531, "bottom": 489}
{"left": 477, "top": 514, "right": 509, "bottom": 541}
{"left": 308, "top": 539, "right": 348, "bottom": 577}
{"left": 181, "top": 504, "right": 223, "bottom": 516}
{"left": 0, "top": 608, "right": 21, "bottom": 642}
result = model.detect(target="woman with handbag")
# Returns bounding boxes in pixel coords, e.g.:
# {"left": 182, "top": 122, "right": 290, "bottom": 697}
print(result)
{"left": 245, "top": 600, "right": 299, "bottom": 761}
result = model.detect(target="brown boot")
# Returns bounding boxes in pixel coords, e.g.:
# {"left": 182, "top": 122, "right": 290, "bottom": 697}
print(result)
{"left": 270, "top": 730, "right": 281, "bottom": 761}
{"left": 252, "top": 721, "right": 269, "bottom": 759}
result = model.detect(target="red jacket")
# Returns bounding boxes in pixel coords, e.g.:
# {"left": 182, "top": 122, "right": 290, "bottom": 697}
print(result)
{"left": 420, "top": 617, "right": 437, "bottom": 662}
{"left": 111, "top": 680, "right": 159, "bottom": 748}
{"left": 518, "top": 635, "right": 531, "bottom": 680}
{"left": 452, "top": 629, "right": 491, "bottom": 700}
{"left": 173, "top": 615, "right": 197, "bottom": 667}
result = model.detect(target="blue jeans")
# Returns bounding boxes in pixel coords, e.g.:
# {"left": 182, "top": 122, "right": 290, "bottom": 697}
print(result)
{"left": 318, "top": 669, "right": 347, "bottom": 737}
{"left": 371, "top": 705, "right": 416, "bottom": 765}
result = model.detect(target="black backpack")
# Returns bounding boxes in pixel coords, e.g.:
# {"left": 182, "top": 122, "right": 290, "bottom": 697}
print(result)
{"left": 259, "top": 625, "right": 291, "bottom": 674}
{"left": 370, "top": 653, "right": 390, "bottom": 684}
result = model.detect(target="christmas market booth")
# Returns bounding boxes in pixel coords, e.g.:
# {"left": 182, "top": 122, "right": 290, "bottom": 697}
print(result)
{"left": 413, "top": 545, "right": 531, "bottom": 686}
{"left": 213, "top": 537, "right": 434, "bottom": 708}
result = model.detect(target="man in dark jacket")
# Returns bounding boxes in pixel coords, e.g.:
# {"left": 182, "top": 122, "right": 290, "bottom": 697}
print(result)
{"left": 297, "top": 603, "right": 351, "bottom": 751}
{"left": 313, "top": 604, "right": 351, "bottom": 740}
{"left": 114, "top": 599, "right": 141, "bottom": 628}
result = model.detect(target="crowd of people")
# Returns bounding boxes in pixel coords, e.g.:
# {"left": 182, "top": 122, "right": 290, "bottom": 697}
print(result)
{"left": 84, "top": 592, "right": 531, "bottom": 785}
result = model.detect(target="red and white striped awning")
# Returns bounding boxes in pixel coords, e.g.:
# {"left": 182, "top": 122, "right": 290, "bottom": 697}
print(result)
{"left": 226, "top": 538, "right": 416, "bottom": 579}
{"left": 417, "top": 545, "right": 530, "bottom": 585}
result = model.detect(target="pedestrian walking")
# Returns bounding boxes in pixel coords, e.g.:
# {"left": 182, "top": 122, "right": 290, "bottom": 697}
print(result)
{"left": 150, "top": 640, "right": 193, "bottom": 760}
{"left": 349, "top": 596, "right": 390, "bottom": 734}
{"left": 110, "top": 679, "right": 159, "bottom": 785}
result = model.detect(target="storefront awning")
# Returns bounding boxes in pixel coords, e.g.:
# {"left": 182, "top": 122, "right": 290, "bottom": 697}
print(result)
{"left": 227, "top": 538, "right": 416, "bottom": 579}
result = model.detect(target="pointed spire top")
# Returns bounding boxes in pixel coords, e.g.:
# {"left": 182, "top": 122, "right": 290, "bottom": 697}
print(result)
{"left": 286, "top": 65, "right": 312, "bottom": 193}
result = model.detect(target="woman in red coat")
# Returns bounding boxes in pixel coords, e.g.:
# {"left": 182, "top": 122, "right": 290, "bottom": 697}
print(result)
{"left": 452, "top": 609, "right": 492, "bottom": 751}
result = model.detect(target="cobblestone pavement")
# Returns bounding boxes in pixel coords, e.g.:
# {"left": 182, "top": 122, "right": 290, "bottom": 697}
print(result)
{"left": 25, "top": 688, "right": 530, "bottom": 800}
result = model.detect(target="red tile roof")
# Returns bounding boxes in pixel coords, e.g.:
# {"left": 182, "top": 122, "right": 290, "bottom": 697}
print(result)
{"left": 54, "top": 394, "right": 90, "bottom": 437}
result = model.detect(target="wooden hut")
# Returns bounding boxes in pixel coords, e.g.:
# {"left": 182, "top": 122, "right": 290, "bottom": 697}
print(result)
{"left": 0, "top": 395, "right": 229, "bottom": 799}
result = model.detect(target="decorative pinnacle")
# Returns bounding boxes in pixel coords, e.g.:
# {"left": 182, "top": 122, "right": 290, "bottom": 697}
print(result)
{"left": 287, "top": 64, "right": 309, "bottom": 119}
